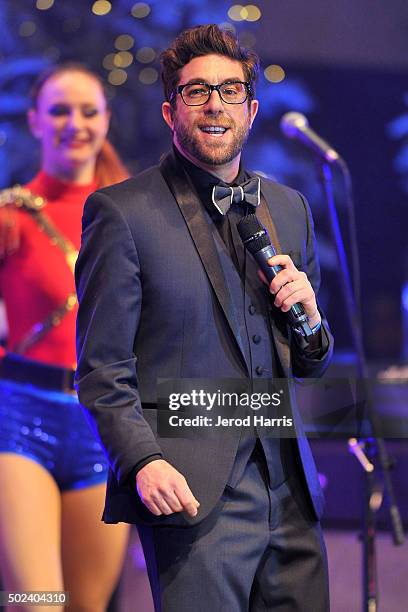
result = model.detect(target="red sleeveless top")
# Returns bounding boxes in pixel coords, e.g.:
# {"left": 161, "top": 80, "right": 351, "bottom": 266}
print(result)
{"left": 0, "top": 171, "right": 97, "bottom": 367}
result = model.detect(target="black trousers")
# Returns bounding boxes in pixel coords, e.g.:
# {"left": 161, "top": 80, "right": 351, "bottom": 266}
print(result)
{"left": 138, "top": 443, "right": 330, "bottom": 612}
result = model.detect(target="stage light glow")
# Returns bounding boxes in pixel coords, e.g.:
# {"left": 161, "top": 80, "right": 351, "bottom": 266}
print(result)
{"left": 131, "top": 2, "right": 151, "bottom": 18}
{"left": 245, "top": 4, "right": 261, "bottom": 21}
{"left": 92, "top": 1, "right": 112, "bottom": 16}
{"left": 36, "top": 0, "right": 54, "bottom": 9}
{"left": 240, "top": 6, "right": 249, "bottom": 19}
{"left": 103, "top": 53, "right": 116, "bottom": 70}
{"left": 108, "top": 69, "right": 128, "bottom": 86}
{"left": 402, "top": 284, "right": 408, "bottom": 310}
{"left": 228, "top": 4, "right": 261, "bottom": 22}
{"left": 114, "top": 51, "right": 133, "bottom": 68}
{"left": 115, "top": 34, "right": 134, "bottom": 51}
{"left": 139, "top": 67, "right": 158, "bottom": 85}
{"left": 135, "top": 47, "right": 155, "bottom": 63}
{"left": 228, "top": 5, "right": 245, "bottom": 21}
{"left": 264, "top": 64, "right": 285, "bottom": 83}
{"left": 19, "top": 21, "right": 36, "bottom": 37}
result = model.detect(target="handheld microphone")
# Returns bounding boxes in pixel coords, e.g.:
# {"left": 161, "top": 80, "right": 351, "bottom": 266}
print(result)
{"left": 280, "top": 112, "right": 341, "bottom": 165}
{"left": 237, "top": 214, "right": 313, "bottom": 339}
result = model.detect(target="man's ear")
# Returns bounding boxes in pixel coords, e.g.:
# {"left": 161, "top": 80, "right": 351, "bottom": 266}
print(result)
{"left": 162, "top": 101, "right": 175, "bottom": 130}
{"left": 249, "top": 99, "right": 259, "bottom": 129}
{"left": 27, "top": 109, "right": 42, "bottom": 139}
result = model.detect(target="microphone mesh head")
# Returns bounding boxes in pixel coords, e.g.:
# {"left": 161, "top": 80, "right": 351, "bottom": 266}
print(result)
{"left": 237, "top": 214, "right": 271, "bottom": 255}
{"left": 280, "top": 111, "right": 308, "bottom": 138}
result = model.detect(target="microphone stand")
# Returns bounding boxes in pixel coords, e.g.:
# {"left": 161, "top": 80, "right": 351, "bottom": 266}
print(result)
{"left": 318, "top": 161, "right": 404, "bottom": 612}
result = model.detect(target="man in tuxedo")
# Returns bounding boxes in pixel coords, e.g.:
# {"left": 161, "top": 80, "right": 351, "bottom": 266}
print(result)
{"left": 75, "top": 24, "right": 333, "bottom": 612}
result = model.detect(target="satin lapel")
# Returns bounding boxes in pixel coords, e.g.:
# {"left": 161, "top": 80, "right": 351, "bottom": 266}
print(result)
{"left": 248, "top": 171, "right": 291, "bottom": 376}
{"left": 159, "top": 152, "right": 249, "bottom": 373}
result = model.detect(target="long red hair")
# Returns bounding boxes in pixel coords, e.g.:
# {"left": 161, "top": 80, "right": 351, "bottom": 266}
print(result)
{"left": 95, "top": 139, "right": 129, "bottom": 187}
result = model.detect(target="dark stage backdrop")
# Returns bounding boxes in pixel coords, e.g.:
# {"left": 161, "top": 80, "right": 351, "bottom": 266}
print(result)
{"left": 0, "top": 1, "right": 407, "bottom": 362}
{"left": 252, "top": 64, "right": 408, "bottom": 362}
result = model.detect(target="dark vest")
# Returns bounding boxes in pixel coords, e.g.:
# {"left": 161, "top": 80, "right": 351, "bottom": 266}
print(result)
{"left": 208, "top": 212, "right": 293, "bottom": 489}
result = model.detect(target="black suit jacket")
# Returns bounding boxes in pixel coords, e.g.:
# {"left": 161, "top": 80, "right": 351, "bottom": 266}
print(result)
{"left": 75, "top": 152, "right": 334, "bottom": 527}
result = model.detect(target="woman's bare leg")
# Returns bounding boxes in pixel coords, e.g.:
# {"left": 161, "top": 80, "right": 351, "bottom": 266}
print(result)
{"left": 0, "top": 454, "right": 64, "bottom": 612}
{"left": 61, "top": 483, "right": 129, "bottom": 612}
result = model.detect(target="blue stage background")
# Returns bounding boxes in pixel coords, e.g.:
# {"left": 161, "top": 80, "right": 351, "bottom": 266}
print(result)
{"left": 1, "top": 0, "right": 407, "bottom": 362}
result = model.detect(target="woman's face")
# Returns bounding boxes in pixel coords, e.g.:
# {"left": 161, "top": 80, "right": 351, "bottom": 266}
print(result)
{"left": 28, "top": 70, "right": 110, "bottom": 180}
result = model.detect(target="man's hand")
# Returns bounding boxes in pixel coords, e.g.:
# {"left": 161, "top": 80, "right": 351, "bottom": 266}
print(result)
{"left": 136, "top": 459, "right": 200, "bottom": 517}
{"left": 258, "top": 254, "right": 321, "bottom": 328}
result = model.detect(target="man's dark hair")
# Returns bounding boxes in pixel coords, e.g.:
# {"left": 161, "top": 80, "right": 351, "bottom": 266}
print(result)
{"left": 160, "top": 24, "right": 260, "bottom": 104}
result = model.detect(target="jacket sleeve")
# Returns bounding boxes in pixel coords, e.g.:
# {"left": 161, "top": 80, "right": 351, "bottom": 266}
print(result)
{"left": 75, "top": 190, "right": 163, "bottom": 486}
{"left": 290, "top": 190, "right": 334, "bottom": 378}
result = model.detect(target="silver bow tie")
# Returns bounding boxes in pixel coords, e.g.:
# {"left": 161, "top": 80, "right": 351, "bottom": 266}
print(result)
{"left": 211, "top": 176, "right": 260, "bottom": 215}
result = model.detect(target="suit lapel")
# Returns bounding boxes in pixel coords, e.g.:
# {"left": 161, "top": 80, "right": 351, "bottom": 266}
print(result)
{"left": 254, "top": 175, "right": 292, "bottom": 376}
{"left": 160, "top": 152, "right": 249, "bottom": 373}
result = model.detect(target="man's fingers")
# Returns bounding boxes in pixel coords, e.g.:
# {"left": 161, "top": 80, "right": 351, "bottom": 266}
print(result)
{"left": 279, "top": 289, "right": 311, "bottom": 312}
{"left": 174, "top": 483, "right": 200, "bottom": 517}
{"left": 139, "top": 489, "right": 179, "bottom": 516}
{"left": 257, "top": 267, "right": 294, "bottom": 293}
{"left": 257, "top": 255, "right": 300, "bottom": 294}
{"left": 161, "top": 489, "right": 184, "bottom": 513}
{"left": 274, "top": 279, "right": 307, "bottom": 306}
{"left": 257, "top": 257, "right": 318, "bottom": 320}
{"left": 144, "top": 494, "right": 199, "bottom": 518}
{"left": 183, "top": 500, "right": 200, "bottom": 517}
{"left": 147, "top": 502, "right": 162, "bottom": 516}
{"left": 269, "top": 269, "right": 303, "bottom": 296}
{"left": 136, "top": 460, "right": 200, "bottom": 517}
{"left": 151, "top": 493, "right": 176, "bottom": 516}
{"left": 267, "top": 254, "right": 296, "bottom": 270}
{"left": 142, "top": 488, "right": 199, "bottom": 517}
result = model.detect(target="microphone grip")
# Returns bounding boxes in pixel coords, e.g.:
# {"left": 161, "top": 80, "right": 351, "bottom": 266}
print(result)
{"left": 253, "top": 245, "right": 313, "bottom": 337}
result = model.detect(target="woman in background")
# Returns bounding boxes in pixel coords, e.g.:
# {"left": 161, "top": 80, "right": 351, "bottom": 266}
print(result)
{"left": 0, "top": 64, "right": 129, "bottom": 612}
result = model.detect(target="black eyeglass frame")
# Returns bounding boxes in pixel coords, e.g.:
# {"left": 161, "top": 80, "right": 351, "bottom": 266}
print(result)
{"left": 171, "top": 81, "right": 253, "bottom": 106}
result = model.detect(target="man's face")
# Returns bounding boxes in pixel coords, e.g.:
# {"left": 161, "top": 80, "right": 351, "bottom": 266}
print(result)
{"left": 162, "top": 54, "right": 258, "bottom": 170}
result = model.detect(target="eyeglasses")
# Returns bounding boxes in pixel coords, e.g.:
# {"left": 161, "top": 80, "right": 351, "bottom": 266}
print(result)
{"left": 172, "top": 81, "right": 252, "bottom": 106}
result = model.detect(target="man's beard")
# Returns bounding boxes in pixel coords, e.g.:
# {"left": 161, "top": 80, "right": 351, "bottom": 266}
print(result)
{"left": 173, "top": 115, "right": 251, "bottom": 166}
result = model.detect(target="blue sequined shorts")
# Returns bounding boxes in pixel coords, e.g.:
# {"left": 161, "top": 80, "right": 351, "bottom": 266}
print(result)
{"left": 0, "top": 379, "right": 108, "bottom": 491}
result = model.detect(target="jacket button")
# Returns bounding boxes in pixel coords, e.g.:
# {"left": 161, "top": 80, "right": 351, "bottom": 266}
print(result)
{"left": 252, "top": 334, "right": 261, "bottom": 344}
{"left": 248, "top": 305, "right": 256, "bottom": 315}
{"left": 255, "top": 365, "right": 264, "bottom": 376}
